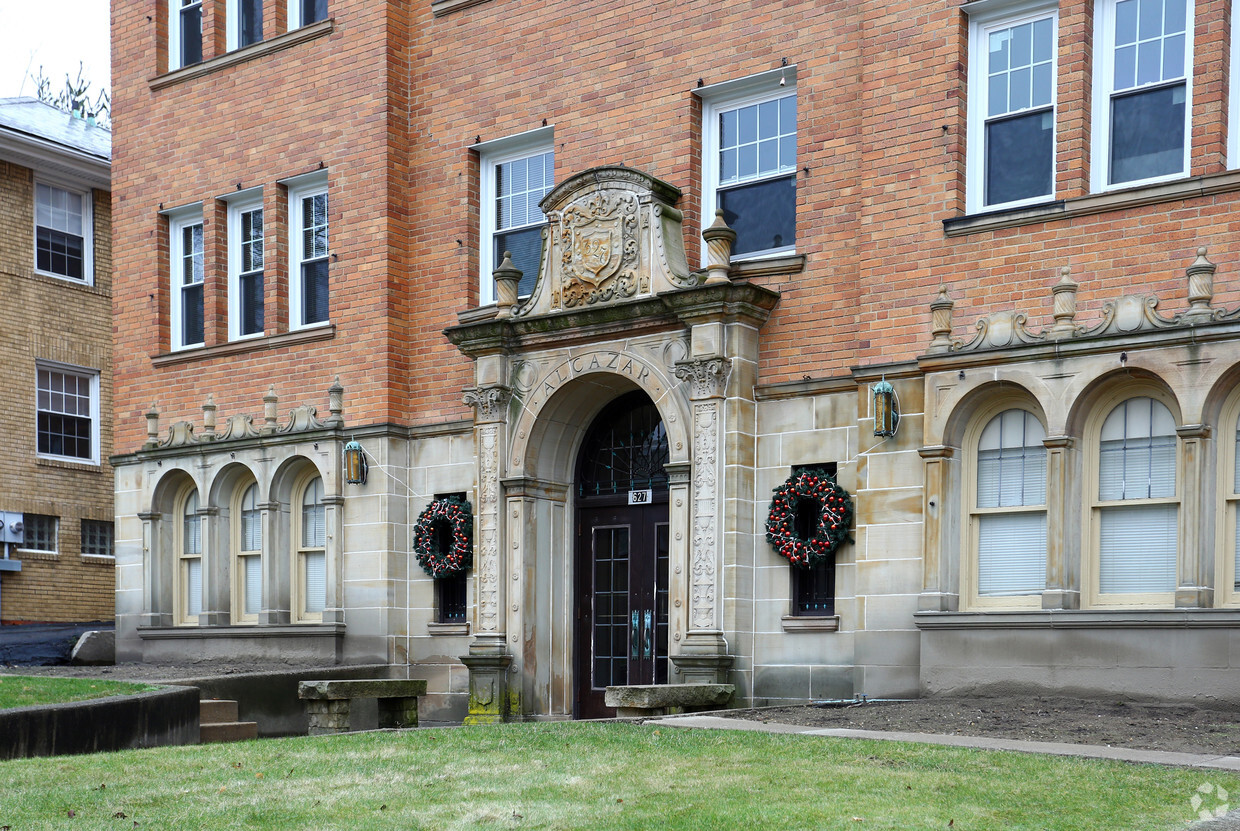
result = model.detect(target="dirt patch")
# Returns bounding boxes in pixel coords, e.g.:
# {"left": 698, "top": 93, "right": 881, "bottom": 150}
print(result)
{"left": 721, "top": 696, "right": 1240, "bottom": 756}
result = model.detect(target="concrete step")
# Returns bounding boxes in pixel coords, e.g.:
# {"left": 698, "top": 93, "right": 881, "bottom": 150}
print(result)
{"left": 199, "top": 720, "right": 258, "bottom": 743}
{"left": 199, "top": 699, "right": 239, "bottom": 723}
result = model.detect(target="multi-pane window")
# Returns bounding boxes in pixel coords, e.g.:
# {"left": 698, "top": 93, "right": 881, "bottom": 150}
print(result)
{"left": 35, "top": 183, "right": 88, "bottom": 281}
{"left": 289, "top": 182, "right": 328, "bottom": 328}
{"left": 180, "top": 489, "right": 203, "bottom": 624}
{"left": 20, "top": 514, "right": 57, "bottom": 553}
{"left": 229, "top": 196, "right": 264, "bottom": 339}
{"left": 790, "top": 463, "right": 838, "bottom": 616}
{"left": 171, "top": 0, "right": 203, "bottom": 70}
{"left": 705, "top": 83, "right": 797, "bottom": 259}
{"left": 298, "top": 476, "right": 326, "bottom": 620}
{"left": 36, "top": 365, "right": 97, "bottom": 463}
{"left": 169, "top": 208, "right": 204, "bottom": 350}
{"left": 968, "top": 8, "right": 1057, "bottom": 211}
{"left": 80, "top": 520, "right": 114, "bottom": 558}
{"left": 477, "top": 131, "right": 554, "bottom": 304}
{"left": 1095, "top": 397, "right": 1178, "bottom": 598}
{"left": 972, "top": 409, "right": 1047, "bottom": 602}
{"left": 291, "top": 0, "right": 328, "bottom": 27}
{"left": 1096, "top": 0, "right": 1192, "bottom": 187}
{"left": 228, "top": 0, "right": 263, "bottom": 49}
{"left": 237, "top": 483, "right": 262, "bottom": 621}
{"left": 437, "top": 572, "right": 468, "bottom": 623}
{"left": 1231, "top": 413, "right": 1240, "bottom": 594}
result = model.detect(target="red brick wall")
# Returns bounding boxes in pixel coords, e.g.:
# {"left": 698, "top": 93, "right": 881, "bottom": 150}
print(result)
{"left": 112, "top": 0, "right": 1240, "bottom": 451}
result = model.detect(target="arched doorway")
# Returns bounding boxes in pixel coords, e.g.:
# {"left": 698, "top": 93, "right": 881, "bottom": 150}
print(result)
{"left": 573, "top": 390, "right": 670, "bottom": 718}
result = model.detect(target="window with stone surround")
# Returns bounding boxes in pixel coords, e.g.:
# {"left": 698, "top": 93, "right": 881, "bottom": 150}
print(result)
{"left": 295, "top": 475, "right": 326, "bottom": 622}
{"left": 476, "top": 128, "right": 554, "bottom": 304}
{"left": 697, "top": 68, "right": 797, "bottom": 262}
{"left": 169, "top": 0, "right": 204, "bottom": 71}
{"left": 965, "top": 1, "right": 1058, "bottom": 213}
{"left": 1092, "top": 0, "right": 1193, "bottom": 189}
{"left": 177, "top": 487, "right": 204, "bottom": 625}
{"left": 35, "top": 182, "right": 91, "bottom": 283}
{"left": 36, "top": 363, "right": 99, "bottom": 464}
{"left": 234, "top": 482, "right": 263, "bottom": 623}
{"left": 789, "top": 463, "right": 837, "bottom": 617}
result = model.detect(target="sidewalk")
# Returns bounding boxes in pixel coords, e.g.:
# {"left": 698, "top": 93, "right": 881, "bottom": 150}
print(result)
{"left": 651, "top": 714, "right": 1240, "bottom": 829}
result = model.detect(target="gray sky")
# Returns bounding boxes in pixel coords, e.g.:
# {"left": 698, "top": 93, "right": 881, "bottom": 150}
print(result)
{"left": 1, "top": 2, "right": 111, "bottom": 99}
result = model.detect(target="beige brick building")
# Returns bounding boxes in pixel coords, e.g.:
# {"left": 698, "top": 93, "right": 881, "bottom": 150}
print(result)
{"left": 0, "top": 98, "right": 113, "bottom": 624}
{"left": 112, "top": 0, "right": 1240, "bottom": 721}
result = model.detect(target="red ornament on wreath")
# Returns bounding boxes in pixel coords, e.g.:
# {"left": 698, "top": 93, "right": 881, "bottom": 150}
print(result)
{"left": 765, "top": 469, "right": 853, "bottom": 567}
{"left": 413, "top": 496, "right": 474, "bottom": 578}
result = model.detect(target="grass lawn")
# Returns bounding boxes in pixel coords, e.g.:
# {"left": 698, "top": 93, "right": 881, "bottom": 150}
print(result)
{"left": 0, "top": 723, "right": 1233, "bottom": 830}
{"left": 0, "top": 675, "right": 160, "bottom": 710}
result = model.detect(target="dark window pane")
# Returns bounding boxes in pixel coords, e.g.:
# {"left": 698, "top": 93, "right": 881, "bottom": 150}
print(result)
{"left": 241, "top": 270, "right": 264, "bottom": 335}
{"left": 38, "top": 412, "right": 92, "bottom": 459}
{"left": 302, "top": 258, "right": 329, "bottom": 324}
{"left": 183, "top": 283, "right": 204, "bottom": 345}
{"left": 240, "top": 0, "right": 262, "bottom": 46}
{"left": 985, "top": 109, "right": 1053, "bottom": 206}
{"left": 36, "top": 226, "right": 84, "bottom": 279}
{"left": 302, "top": 0, "right": 327, "bottom": 24}
{"left": 719, "top": 173, "right": 796, "bottom": 257}
{"left": 1110, "top": 83, "right": 1185, "bottom": 185}
{"left": 494, "top": 226, "right": 542, "bottom": 297}
{"left": 792, "top": 557, "right": 836, "bottom": 616}
{"left": 437, "top": 572, "right": 468, "bottom": 623}
{"left": 181, "top": 3, "right": 202, "bottom": 66}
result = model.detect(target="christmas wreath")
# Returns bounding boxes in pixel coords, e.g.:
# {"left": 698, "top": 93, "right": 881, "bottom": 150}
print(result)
{"left": 412, "top": 496, "right": 474, "bottom": 578}
{"left": 765, "top": 469, "right": 853, "bottom": 567}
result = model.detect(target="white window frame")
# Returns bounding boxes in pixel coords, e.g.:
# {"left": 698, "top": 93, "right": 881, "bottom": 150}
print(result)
{"left": 34, "top": 179, "right": 93, "bottom": 285}
{"left": 168, "top": 0, "right": 203, "bottom": 72}
{"left": 696, "top": 66, "right": 798, "bottom": 265}
{"left": 17, "top": 514, "right": 58, "bottom": 556}
{"left": 474, "top": 127, "right": 554, "bottom": 306}
{"left": 226, "top": 190, "right": 265, "bottom": 341}
{"left": 294, "top": 473, "right": 327, "bottom": 623}
{"left": 288, "top": 0, "right": 328, "bottom": 30}
{"left": 80, "top": 519, "right": 115, "bottom": 560}
{"left": 35, "top": 360, "right": 101, "bottom": 465}
{"left": 1091, "top": 0, "right": 1194, "bottom": 192}
{"left": 226, "top": 0, "right": 264, "bottom": 51}
{"left": 1084, "top": 393, "right": 1180, "bottom": 607}
{"left": 176, "top": 486, "right": 203, "bottom": 626}
{"left": 167, "top": 203, "right": 205, "bottom": 351}
{"left": 285, "top": 171, "right": 330, "bottom": 331}
{"left": 964, "top": 0, "right": 1059, "bottom": 214}
{"left": 963, "top": 404, "right": 1049, "bottom": 610}
{"left": 1230, "top": 8, "right": 1240, "bottom": 168}
{"left": 232, "top": 480, "right": 263, "bottom": 624}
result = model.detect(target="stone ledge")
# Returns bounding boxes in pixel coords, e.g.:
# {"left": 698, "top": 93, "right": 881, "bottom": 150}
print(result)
{"left": 149, "top": 20, "right": 333, "bottom": 90}
{"left": 605, "top": 683, "right": 734, "bottom": 717}
{"left": 915, "top": 609, "right": 1240, "bottom": 629}
{"left": 298, "top": 678, "right": 428, "bottom": 700}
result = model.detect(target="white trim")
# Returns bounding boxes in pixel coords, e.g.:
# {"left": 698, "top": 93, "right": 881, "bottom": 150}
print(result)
{"left": 965, "top": 5, "right": 1059, "bottom": 214}
{"left": 225, "top": 0, "right": 263, "bottom": 51}
{"left": 33, "top": 179, "right": 93, "bottom": 285}
{"left": 287, "top": 172, "right": 329, "bottom": 330}
{"left": 1091, "top": 0, "right": 1194, "bottom": 192}
{"left": 35, "top": 359, "right": 101, "bottom": 466}
{"left": 287, "top": 0, "right": 327, "bottom": 30}
{"left": 475, "top": 128, "right": 554, "bottom": 305}
{"left": 168, "top": 0, "right": 203, "bottom": 72}
{"left": 1230, "top": 8, "right": 1240, "bottom": 168}
{"left": 226, "top": 190, "right": 265, "bottom": 341}
{"left": 167, "top": 204, "right": 205, "bottom": 351}
{"left": 698, "top": 70, "right": 798, "bottom": 264}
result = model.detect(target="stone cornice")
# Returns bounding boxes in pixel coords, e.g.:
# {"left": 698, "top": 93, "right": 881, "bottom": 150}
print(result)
{"left": 915, "top": 609, "right": 1240, "bottom": 629}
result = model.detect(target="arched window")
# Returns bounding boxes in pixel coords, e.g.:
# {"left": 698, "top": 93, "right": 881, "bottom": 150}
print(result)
{"left": 295, "top": 475, "right": 326, "bottom": 621}
{"left": 234, "top": 482, "right": 262, "bottom": 623}
{"left": 178, "top": 488, "right": 202, "bottom": 625}
{"left": 1092, "top": 396, "right": 1178, "bottom": 604}
{"left": 1220, "top": 404, "right": 1240, "bottom": 605}
{"left": 967, "top": 408, "right": 1047, "bottom": 608}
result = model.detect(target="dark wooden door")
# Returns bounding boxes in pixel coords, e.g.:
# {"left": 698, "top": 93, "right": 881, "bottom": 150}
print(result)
{"left": 574, "top": 498, "right": 669, "bottom": 719}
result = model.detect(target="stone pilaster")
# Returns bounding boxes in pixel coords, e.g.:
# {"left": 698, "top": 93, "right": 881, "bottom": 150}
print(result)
{"left": 138, "top": 511, "right": 169, "bottom": 626}
{"left": 258, "top": 500, "right": 290, "bottom": 624}
{"left": 1041, "top": 437, "right": 1079, "bottom": 609}
{"left": 199, "top": 505, "right": 228, "bottom": 626}
{"left": 1176, "top": 424, "right": 1213, "bottom": 608}
{"left": 322, "top": 495, "right": 345, "bottom": 624}
{"left": 917, "top": 445, "right": 957, "bottom": 611}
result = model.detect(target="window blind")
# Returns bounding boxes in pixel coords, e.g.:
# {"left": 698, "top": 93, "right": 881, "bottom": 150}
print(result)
{"left": 304, "top": 551, "right": 326, "bottom": 614}
{"left": 244, "top": 555, "right": 262, "bottom": 616}
{"left": 977, "top": 512, "right": 1047, "bottom": 596}
{"left": 1099, "top": 504, "right": 1176, "bottom": 593}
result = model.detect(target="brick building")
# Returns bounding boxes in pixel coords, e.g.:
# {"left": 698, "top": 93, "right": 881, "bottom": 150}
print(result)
{"left": 113, "top": 0, "right": 1240, "bottom": 721}
{"left": 0, "top": 98, "right": 114, "bottom": 624}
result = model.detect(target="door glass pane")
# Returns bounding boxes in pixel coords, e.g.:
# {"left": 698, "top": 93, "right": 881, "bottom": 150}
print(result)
{"left": 655, "top": 522, "right": 669, "bottom": 684}
{"left": 591, "top": 526, "right": 629, "bottom": 689}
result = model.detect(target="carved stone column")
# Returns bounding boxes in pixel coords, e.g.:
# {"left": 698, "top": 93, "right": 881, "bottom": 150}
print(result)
{"left": 917, "top": 445, "right": 957, "bottom": 612}
{"left": 138, "top": 511, "right": 167, "bottom": 626}
{"left": 462, "top": 384, "right": 514, "bottom": 723}
{"left": 1041, "top": 437, "right": 1079, "bottom": 609}
{"left": 199, "top": 506, "right": 228, "bottom": 625}
{"left": 670, "top": 358, "right": 733, "bottom": 683}
{"left": 258, "top": 500, "right": 290, "bottom": 624}
{"left": 322, "top": 494, "right": 345, "bottom": 625}
{"left": 1176, "top": 424, "right": 1213, "bottom": 608}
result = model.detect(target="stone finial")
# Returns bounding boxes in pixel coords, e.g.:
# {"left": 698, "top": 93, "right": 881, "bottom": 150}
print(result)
{"left": 1182, "top": 247, "right": 1217, "bottom": 324}
{"left": 493, "top": 252, "right": 522, "bottom": 319}
{"left": 263, "top": 385, "right": 279, "bottom": 434}
{"left": 1048, "top": 266, "right": 1079, "bottom": 339}
{"left": 144, "top": 405, "right": 160, "bottom": 449}
{"left": 327, "top": 376, "right": 345, "bottom": 426}
{"left": 201, "top": 394, "right": 217, "bottom": 439}
{"left": 702, "top": 210, "right": 737, "bottom": 285}
{"left": 928, "top": 287, "right": 955, "bottom": 353}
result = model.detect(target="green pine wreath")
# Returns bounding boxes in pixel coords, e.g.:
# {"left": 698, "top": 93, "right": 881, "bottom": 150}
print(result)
{"left": 765, "top": 469, "right": 853, "bottom": 567}
{"left": 412, "top": 496, "right": 474, "bottom": 578}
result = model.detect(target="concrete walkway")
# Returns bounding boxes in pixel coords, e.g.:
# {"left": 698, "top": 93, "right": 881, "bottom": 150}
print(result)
{"left": 650, "top": 714, "right": 1240, "bottom": 829}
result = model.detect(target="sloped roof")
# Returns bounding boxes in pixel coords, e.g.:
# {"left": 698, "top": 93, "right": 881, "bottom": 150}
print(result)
{"left": 0, "top": 97, "right": 110, "bottom": 161}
